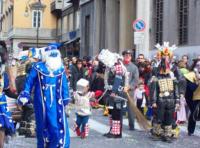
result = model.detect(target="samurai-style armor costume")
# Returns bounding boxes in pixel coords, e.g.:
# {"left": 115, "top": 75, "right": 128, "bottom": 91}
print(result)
{"left": 18, "top": 46, "right": 71, "bottom": 148}
{"left": 150, "top": 42, "right": 180, "bottom": 142}
{"left": 150, "top": 74, "right": 180, "bottom": 141}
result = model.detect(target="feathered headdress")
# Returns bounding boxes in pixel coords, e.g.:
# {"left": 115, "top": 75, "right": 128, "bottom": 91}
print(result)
{"left": 155, "top": 42, "right": 177, "bottom": 59}
{"left": 98, "top": 49, "right": 123, "bottom": 68}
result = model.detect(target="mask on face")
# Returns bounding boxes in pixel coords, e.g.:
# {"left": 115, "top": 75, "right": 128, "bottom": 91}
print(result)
{"left": 158, "top": 57, "right": 170, "bottom": 74}
{"left": 123, "top": 59, "right": 130, "bottom": 64}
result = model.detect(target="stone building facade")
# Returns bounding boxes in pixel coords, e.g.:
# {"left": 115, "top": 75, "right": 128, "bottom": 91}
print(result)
{"left": 0, "top": 0, "right": 57, "bottom": 54}
{"left": 80, "top": 0, "right": 200, "bottom": 59}
{"left": 151, "top": 0, "right": 200, "bottom": 59}
{"left": 79, "top": 0, "right": 146, "bottom": 58}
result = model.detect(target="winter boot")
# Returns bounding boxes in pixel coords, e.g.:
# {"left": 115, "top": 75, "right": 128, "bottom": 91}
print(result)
{"left": 75, "top": 128, "right": 81, "bottom": 136}
{"left": 162, "top": 126, "right": 173, "bottom": 143}
{"left": 73, "top": 122, "right": 81, "bottom": 136}
{"left": 105, "top": 120, "right": 122, "bottom": 138}
{"left": 150, "top": 123, "right": 163, "bottom": 141}
{"left": 81, "top": 132, "right": 86, "bottom": 139}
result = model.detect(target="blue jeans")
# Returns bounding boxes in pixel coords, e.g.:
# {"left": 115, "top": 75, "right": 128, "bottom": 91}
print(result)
{"left": 76, "top": 114, "right": 89, "bottom": 132}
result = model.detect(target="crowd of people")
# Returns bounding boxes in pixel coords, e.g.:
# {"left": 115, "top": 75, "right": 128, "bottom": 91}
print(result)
{"left": 65, "top": 50, "right": 199, "bottom": 117}
{"left": 0, "top": 42, "right": 199, "bottom": 147}
{"left": 63, "top": 45, "right": 200, "bottom": 142}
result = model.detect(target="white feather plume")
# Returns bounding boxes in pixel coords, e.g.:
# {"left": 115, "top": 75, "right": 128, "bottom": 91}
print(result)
{"left": 155, "top": 41, "right": 177, "bottom": 52}
{"left": 170, "top": 44, "right": 177, "bottom": 51}
{"left": 98, "top": 49, "right": 121, "bottom": 68}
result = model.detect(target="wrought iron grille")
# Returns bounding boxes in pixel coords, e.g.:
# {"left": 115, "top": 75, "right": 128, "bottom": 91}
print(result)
{"left": 178, "top": 0, "right": 189, "bottom": 45}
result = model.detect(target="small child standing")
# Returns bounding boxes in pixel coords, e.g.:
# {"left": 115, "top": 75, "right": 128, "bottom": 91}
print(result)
{"left": 176, "top": 95, "right": 187, "bottom": 124}
{"left": 74, "top": 79, "right": 95, "bottom": 139}
{"left": 134, "top": 80, "right": 147, "bottom": 114}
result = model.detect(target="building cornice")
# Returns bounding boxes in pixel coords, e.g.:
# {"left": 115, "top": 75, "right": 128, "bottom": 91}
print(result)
{"left": 7, "top": 28, "right": 57, "bottom": 40}
{"left": 62, "top": 6, "right": 74, "bottom": 17}
{"left": 80, "top": 0, "right": 91, "bottom": 6}
{"left": 29, "top": 2, "right": 46, "bottom": 11}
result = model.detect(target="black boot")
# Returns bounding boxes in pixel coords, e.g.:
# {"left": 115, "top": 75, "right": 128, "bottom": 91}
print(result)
{"left": 106, "top": 120, "right": 122, "bottom": 138}
{"left": 103, "top": 132, "right": 113, "bottom": 137}
{"left": 113, "top": 134, "right": 122, "bottom": 138}
{"left": 105, "top": 133, "right": 122, "bottom": 138}
{"left": 103, "top": 132, "right": 111, "bottom": 137}
{"left": 162, "top": 136, "right": 172, "bottom": 143}
{"left": 188, "top": 132, "right": 194, "bottom": 136}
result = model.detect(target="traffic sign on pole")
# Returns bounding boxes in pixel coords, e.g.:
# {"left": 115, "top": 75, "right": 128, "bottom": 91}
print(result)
{"left": 132, "top": 19, "right": 146, "bottom": 32}
{"left": 134, "top": 32, "right": 144, "bottom": 44}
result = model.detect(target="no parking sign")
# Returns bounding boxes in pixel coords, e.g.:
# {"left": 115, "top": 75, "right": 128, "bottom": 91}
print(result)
{"left": 132, "top": 19, "right": 146, "bottom": 32}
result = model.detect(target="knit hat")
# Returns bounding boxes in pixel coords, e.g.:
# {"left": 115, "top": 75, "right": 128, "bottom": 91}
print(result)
{"left": 76, "top": 78, "right": 89, "bottom": 94}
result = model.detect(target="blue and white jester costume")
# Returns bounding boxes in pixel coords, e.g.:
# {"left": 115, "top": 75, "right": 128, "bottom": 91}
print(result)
{"left": 0, "top": 72, "right": 15, "bottom": 135}
{"left": 18, "top": 46, "right": 71, "bottom": 148}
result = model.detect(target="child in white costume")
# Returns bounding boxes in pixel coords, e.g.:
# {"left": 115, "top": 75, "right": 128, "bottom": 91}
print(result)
{"left": 176, "top": 95, "right": 187, "bottom": 124}
{"left": 134, "top": 80, "right": 147, "bottom": 114}
{"left": 74, "top": 79, "right": 95, "bottom": 139}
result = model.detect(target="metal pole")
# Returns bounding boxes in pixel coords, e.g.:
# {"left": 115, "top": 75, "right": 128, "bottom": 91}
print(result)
{"left": 36, "top": 17, "right": 39, "bottom": 48}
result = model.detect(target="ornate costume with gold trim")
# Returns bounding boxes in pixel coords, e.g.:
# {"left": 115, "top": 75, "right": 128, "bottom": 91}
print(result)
{"left": 150, "top": 42, "right": 180, "bottom": 143}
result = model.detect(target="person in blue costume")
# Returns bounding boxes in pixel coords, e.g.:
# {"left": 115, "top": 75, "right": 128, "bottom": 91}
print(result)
{"left": 0, "top": 56, "right": 15, "bottom": 148}
{"left": 18, "top": 45, "right": 71, "bottom": 148}
{"left": 48, "top": 42, "right": 63, "bottom": 49}
{"left": 17, "top": 47, "right": 45, "bottom": 137}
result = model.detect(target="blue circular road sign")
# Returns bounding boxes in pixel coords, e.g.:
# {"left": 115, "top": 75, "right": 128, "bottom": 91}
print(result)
{"left": 133, "top": 19, "right": 146, "bottom": 32}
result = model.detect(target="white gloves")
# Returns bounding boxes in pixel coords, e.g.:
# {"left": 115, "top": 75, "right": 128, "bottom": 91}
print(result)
{"left": 104, "top": 85, "right": 113, "bottom": 90}
{"left": 19, "top": 97, "right": 29, "bottom": 106}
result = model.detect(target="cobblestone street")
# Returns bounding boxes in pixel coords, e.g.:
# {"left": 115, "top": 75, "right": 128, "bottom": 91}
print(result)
{"left": 5, "top": 109, "right": 200, "bottom": 148}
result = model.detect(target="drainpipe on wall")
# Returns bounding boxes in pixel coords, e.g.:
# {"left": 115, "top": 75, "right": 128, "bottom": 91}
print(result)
{"left": 56, "top": 16, "right": 59, "bottom": 42}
